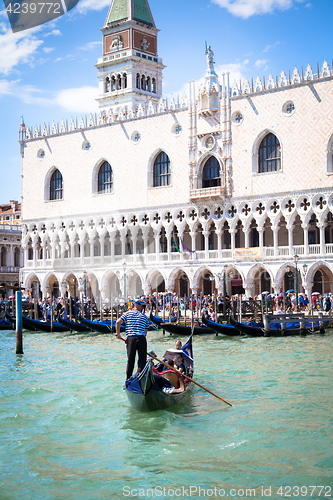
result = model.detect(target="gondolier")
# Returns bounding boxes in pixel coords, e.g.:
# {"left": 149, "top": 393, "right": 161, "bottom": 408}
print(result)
{"left": 115, "top": 300, "right": 150, "bottom": 379}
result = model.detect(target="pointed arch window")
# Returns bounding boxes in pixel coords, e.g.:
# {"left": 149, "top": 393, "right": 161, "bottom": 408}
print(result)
{"left": 258, "top": 133, "right": 281, "bottom": 173}
{"left": 153, "top": 152, "right": 171, "bottom": 187}
{"left": 202, "top": 156, "right": 221, "bottom": 188}
{"left": 98, "top": 161, "right": 113, "bottom": 194}
{"left": 50, "top": 169, "right": 63, "bottom": 200}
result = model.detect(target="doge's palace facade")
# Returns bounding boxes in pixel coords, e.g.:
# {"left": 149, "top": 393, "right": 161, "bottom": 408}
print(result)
{"left": 19, "top": 0, "right": 333, "bottom": 301}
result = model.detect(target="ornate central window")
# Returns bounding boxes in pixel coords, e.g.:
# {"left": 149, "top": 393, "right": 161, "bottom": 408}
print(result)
{"left": 258, "top": 133, "right": 281, "bottom": 173}
{"left": 153, "top": 152, "right": 171, "bottom": 187}
{"left": 98, "top": 161, "right": 113, "bottom": 193}
{"left": 202, "top": 156, "right": 221, "bottom": 188}
{"left": 50, "top": 169, "right": 63, "bottom": 200}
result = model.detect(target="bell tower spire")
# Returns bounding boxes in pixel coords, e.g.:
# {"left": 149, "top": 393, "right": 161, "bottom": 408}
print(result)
{"left": 96, "top": 0, "right": 165, "bottom": 111}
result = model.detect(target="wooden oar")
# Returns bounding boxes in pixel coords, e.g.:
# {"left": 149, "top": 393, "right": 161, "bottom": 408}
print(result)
{"left": 116, "top": 334, "right": 233, "bottom": 407}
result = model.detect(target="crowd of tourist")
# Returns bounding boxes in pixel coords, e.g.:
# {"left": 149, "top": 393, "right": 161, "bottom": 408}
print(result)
{"left": 1, "top": 289, "right": 332, "bottom": 322}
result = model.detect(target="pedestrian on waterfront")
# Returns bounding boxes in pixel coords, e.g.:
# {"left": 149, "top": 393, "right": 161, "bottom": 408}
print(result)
{"left": 115, "top": 300, "right": 150, "bottom": 380}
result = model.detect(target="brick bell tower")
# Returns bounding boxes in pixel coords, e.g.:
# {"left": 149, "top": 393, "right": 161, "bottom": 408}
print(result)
{"left": 96, "top": 0, "right": 165, "bottom": 110}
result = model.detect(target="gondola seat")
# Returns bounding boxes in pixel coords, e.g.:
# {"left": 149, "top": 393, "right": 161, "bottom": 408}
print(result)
{"left": 153, "top": 367, "right": 180, "bottom": 388}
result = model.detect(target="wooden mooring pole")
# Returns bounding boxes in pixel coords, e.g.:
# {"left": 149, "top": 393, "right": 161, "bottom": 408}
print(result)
{"left": 16, "top": 291, "right": 23, "bottom": 354}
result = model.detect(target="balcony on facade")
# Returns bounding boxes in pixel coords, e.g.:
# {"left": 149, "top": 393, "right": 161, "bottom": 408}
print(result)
{"left": 24, "top": 243, "right": 333, "bottom": 270}
{"left": 190, "top": 186, "right": 226, "bottom": 201}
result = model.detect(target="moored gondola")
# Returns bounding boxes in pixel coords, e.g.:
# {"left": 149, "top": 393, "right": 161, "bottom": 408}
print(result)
{"left": 0, "top": 317, "right": 14, "bottom": 330}
{"left": 229, "top": 315, "right": 329, "bottom": 337}
{"left": 79, "top": 316, "right": 114, "bottom": 333}
{"left": 125, "top": 335, "right": 193, "bottom": 412}
{"left": 58, "top": 315, "right": 92, "bottom": 333}
{"left": 150, "top": 312, "right": 215, "bottom": 335}
{"left": 201, "top": 314, "right": 240, "bottom": 336}
{"left": 149, "top": 314, "right": 177, "bottom": 324}
{"left": 20, "top": 315, "right": 69, "bottom": 333}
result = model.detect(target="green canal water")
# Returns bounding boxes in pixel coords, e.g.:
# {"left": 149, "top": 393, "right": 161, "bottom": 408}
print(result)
{"left": 1, "top": 329, "right": 332, "bottom": 500}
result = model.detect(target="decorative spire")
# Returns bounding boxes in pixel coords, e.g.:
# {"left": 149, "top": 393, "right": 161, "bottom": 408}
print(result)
{"left": 105, "top": 0, "right": 155, "bottom": 28}
{"left": 204, "top": 42, "right": 219, "bottom": 91}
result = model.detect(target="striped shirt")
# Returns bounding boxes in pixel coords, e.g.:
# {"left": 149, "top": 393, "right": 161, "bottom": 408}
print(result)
{"left": 120, "top": 310, "right": 150, "bottom": 336}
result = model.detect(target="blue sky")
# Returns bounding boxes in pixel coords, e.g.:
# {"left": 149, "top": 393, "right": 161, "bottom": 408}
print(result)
{"left": 0, "top": 0, "right": 332, "bottom": 205}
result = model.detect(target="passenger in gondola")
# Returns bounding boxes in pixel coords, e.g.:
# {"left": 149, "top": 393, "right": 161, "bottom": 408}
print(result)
{"left": 173, "top": 353, "right": 187, "bottom": 375}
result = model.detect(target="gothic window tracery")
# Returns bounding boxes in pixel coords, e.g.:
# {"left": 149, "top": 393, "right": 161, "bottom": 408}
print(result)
{"left": 153, "top": 152, "right": 171, "bottom": 187}
{"left": 258, "top": 133, "right": 281, "bottom": 173}
{"left": 202, "top": 156, "right": 221, "bottom": 188}
{"left": 50, "top": 169, "right": 63, "bottom": 200}
{"left": 98, "top": 161, "right": 113, "bottom": 194}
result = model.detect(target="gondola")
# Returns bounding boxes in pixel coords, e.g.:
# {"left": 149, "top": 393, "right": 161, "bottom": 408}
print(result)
{"left": 201, "top": 314, "right": 240, "bottom": 336}
{"left": 19, "top": 315, "right": 69, "bottom": 333}
{"left": 79, "top": 316, "right": 115, "bottom": 334}
{"left": 229, "top": 315, "right": 329, "bottom": 337}
{"left": 0, "top": 317, "right": 14, "bottom": 330}
{"left": 150, "top": 312, "right": 215, "bottom": 335}
{"left": 58, "top": 315, "right": 92, "bottom": 333}
{"left": 5, "top": 312, "right": 38, "bottom": 332}
{"left": 149, "top": 314, "right": 177, "bottom": 324}
{"left": 125, "top": 335, "right": 193, "bottom": 412}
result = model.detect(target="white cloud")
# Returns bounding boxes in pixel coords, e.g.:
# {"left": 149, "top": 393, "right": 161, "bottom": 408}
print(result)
{"left": 54, "top": 54, "right": 74, "bottom": 62}
{"left": 211, "top": 0, "right": 305, "bottom": 18}
{"left": 43, "top": 47, "right": 54, "bottom": 53}
{"left": 44, "top": 29, "right": 62, "bottom": 37}
{"left": 172, "top": 60, "right": 249, "bottom": 98}
{"left": 76, "top": 0, "right": 110, "bottom": 13}
{"left": 0, "top": 26, "right": 44, "bottom": 75}
{"left": 255, "top": 58, "right": 268, "bottom": 67}
{"left": 55, "top": 86, "right": 99, "bottom": 113}
{"left": 0, "top": 77, "right": 98, "bottom": 113}
{"left": 79, "top": 41, "right": 102, "bottom": 51}
{"left": 0, "top": 79, "right": 15, "bottom": 95}
{"left": 263, "top": 41, "right": 281, "bottom": 52}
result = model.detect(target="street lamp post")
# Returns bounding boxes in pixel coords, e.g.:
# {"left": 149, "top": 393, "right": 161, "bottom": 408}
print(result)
{"left": 286, "top": 254, "right": 304, "bottom": 312}
{"left": 217, "top": 264, "right": 228, "bottom": 320}
{"left": 116, "top": 263, "right": 134, "bottom": 310}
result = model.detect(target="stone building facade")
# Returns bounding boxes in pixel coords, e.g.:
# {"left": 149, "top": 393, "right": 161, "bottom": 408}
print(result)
{"left": 0, "top": 201, "right": 22, "bottom": 297}
{"left": 19, "top": 0, "right": 333, "bottom": 301}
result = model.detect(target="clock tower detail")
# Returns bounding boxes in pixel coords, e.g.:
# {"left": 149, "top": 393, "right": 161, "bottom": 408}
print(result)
{"left": 96, "top": 0, "right": 165, "bottom": 111}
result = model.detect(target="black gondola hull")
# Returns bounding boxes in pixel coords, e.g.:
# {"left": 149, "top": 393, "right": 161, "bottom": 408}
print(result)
{"left": 201, "top": 315, "right": 240, "bottom": 336}
{"left": 126, "top": 385, "right": 191, "bottom": 412}
{"left": 79, "top": 316, "right": 113, "bottom": 333}
{"left": 58, "top": 316, "right": 92, "bottom": 332}
{"left": 229, "top": 316, "right": 328, "bottom": 336}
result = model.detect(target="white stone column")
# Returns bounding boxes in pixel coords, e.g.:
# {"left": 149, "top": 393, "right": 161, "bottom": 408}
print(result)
{"left": 32, "top": 243, "right": 38, "bottom": 268}
{"left": 244, "top": 228, "right": 250, "bottom": 248}
{"left": 142, "top": 228, "right": 150, "bottom": 265}
{"left": 302, "top": 224, "right": 309, "bottom": 256}
{"left": 318, "top": 223, "right": 326, "bottom": 255}
{"left": 90, "top": 238, "right": 94, "bottom": 266}
{"left": 258, "top": 228, "right": 264, "bottom": 249}
{"left": 244, "top": 281, "right": 255, "bottom": 299}
{"left": 230, "top": 229, "right": 236, "bottom": 250}
{"left": 203, "top": 230, "right": 209, "bottom": 260}
{"left": 166, "top": 228, "right": 172, "bottom": 262}
{"left": 190, "top": 231, "right": 196, "bottom": 254}
{"left": 99, "top": 234, "right": 105, "bottom": 265}
{"left": 287, "top": 225, "right": 294, "bottom": 257}
{"left": 110, "top": 232, "right": 115, "bottom": 262}
{"left": 216, "top": 229, "right": 222, "bottom": 259}
{"left": 79, "top": 239, "right": 85, "bottom": 267}
{"left": 40, "top": 242, "right": 45, "bottom": 268}
{"left": 155, "top": 229, "right": 160, "bottom": 262}
{"left": 9, "top": 245, "right": 14, "bottom": 268}
{"left": 272, "top": 226, "right": 279, "bottom": 257}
